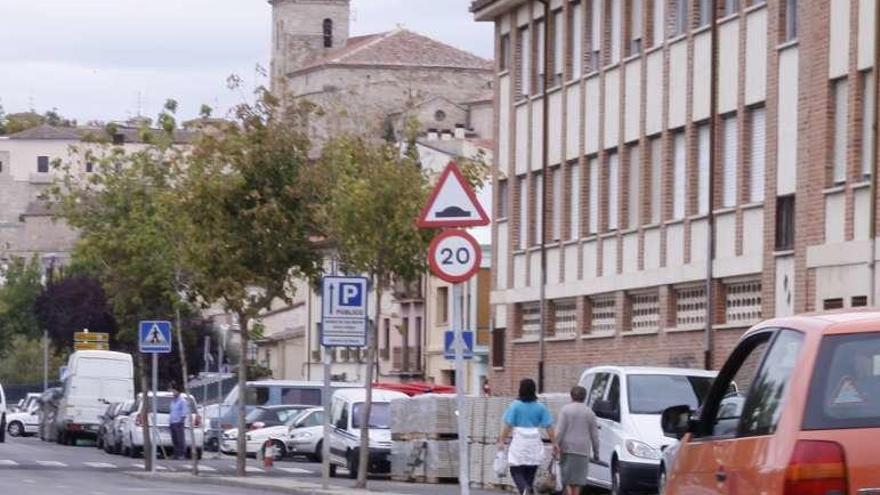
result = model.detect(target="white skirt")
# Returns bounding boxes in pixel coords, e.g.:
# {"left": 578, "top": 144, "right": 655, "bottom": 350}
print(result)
{"left": 508, "top": 427, "right": 545, "bottom": 466}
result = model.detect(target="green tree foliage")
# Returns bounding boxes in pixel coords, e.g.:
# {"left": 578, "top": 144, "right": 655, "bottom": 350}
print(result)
{"left": 319, "top": 136, "right": 433, "bottom": 487}
{"left": 0, "top": 335, "right": 66, "bottom": 385}
{"left": 0, "top": 257, "right": 43, "bottom": 354}
{"left": 33, "top": 275, "right": 118, "bottom": 350}
{"left": 173, "top": 87, "right": 325, "bottom": 476}
{"left": 0, "top": 109, "right": 76, "bottom": 135}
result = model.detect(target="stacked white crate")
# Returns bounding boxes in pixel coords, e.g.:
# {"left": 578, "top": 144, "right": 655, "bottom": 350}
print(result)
{"left": 390, "top": 394, "right": 462, "bottom": 483}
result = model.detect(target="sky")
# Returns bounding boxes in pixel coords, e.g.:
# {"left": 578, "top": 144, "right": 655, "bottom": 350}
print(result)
{"left": 0, "top": 0, "right": 493, "bottom": 124}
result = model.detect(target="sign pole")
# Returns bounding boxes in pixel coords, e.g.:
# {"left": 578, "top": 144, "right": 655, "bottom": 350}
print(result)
{"left": 452, "top": 282, "right": 469, "bottom": 495}
{"left": 321, "top": 348, "right": 331, "bottom": 489}
{"left": 151, "top": 352, "right": 158, "bottom": 474}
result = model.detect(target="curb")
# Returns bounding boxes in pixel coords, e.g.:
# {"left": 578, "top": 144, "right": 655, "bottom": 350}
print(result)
{"left": 125, "top": 471, "right": 413, "bottom": 495}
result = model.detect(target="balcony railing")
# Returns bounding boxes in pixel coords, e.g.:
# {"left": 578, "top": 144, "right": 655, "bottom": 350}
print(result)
{"left": 391, "top": 346, "right": 422, "bottom": 373}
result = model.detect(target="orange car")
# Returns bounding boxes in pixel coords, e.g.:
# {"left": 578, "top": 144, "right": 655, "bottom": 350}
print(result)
{"left": 660, "top": 311, "right": 880, "bottom": 495}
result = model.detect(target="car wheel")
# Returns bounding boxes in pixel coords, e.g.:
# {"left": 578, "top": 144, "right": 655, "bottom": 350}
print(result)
{"left": 658, "top": 464, "right": 668, "bottom": 495}
{"left": 346, "top": 451, "right": 358, "bottom": 480}
{"left": 311, "top": 441, "right": 323, "bottom": 463}
{"left": 8, "top": 421, "right": 24, "bottom": 437}
{"left": 611, "top": 460, "right": 628, "bottom": 495}
{"left": 329, "top": 463, "right": 337, "bottom": 478}
{"left": 130, "top": 446, "right": 141, "bottom": 458}
{"left": 262, "top": 440, "right": 285, "bottom": 461}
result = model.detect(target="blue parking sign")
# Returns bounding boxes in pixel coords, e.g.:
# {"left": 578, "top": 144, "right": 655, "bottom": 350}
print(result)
{"left": 321, "top": 276, "right": 368, "bottom": 348}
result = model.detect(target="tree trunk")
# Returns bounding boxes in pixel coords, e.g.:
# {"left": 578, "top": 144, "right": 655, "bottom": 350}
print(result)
{"left": 174, "top": 304, "right": 199, "bottom": 475}
{"left": 355, "top": 278, "right": 380, "bottom": 488}
{"left": 235, "top": 311, "right": 249, "bottom": 477}
{"left": 138, "top": 354, "right": 152, "bottom": 472}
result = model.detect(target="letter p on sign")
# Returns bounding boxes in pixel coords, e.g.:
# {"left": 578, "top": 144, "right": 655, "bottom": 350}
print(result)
{"left": 339, "top": 283, "right": 362, "bottom": 306}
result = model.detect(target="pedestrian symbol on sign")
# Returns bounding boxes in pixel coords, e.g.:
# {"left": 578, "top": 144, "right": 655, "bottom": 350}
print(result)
{"left": 148, "top": 324, "right": 168, "bottom": 345}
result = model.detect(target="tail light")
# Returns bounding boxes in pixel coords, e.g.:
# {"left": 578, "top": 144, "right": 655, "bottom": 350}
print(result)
{"left": 784, "top": 440, "right": 848, "bottom": 495}
{"left": 250, "top": 422, "right": 265, "bottom": 431}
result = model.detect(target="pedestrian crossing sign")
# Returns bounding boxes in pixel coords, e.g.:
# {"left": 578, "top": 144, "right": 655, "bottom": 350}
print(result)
{"left": 139, "top": 321, "right": 172, "bottom": 354}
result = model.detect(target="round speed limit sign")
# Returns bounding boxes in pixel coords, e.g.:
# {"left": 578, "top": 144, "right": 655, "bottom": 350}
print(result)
{"left": 428, "top": 230, "right": 482, "bottom": 283}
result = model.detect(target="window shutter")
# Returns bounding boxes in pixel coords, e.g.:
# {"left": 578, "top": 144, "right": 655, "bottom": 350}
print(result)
{"left": 832, "top": 78, "right": 848, "bottom": 184}
{"left": 608, "top": 152, "right": 619, "bottom": 230}
{"left": 570, "top": 164, "right": 581, "bottom": 239}
{"left": 750, "top": 108, "right": 766, "bottom": 203}
{"left": 628, "top": 144, "right": 641, "bottom": 228}
{"left": 650, "top": 138, "right": 662, "bottom": 224}
{"left": 521, "top": 27, "right": 531, "bottom": 97}
{"left": 591, "top": 0, "right": 602, "bottom": 52}
{"left": 571, "top": 2, "right": 584, "bottom": 78}
{"left": 552, "top": 168, "right": 562, "bottom": 240}
{"left": 589, "top": 157, "right": 599, "bottom": 233}
{"left": 673, "top": 132, "right": 686, "bottom": 219}
{"left": 536, "top": 20, "right": 545, "bottom": 92}
{"left": 519, "top": 176, "right": 528, "bottom": 249}
{"left": 862, "top": 71, "right": 875, "bottom": 178}
{"left": 723, "top": 115, "right": 738, "bottom": 208}
{"left": 610, "top": 0, "right": 621, "bottom": 63}
{"left": 535, "top": 173, "right": 544, "bottom": 245}
{"left": 698, "top": 124, "right": 710, "bottom": 214}
{"left": 553, "top": 10, "right": 564, "bottom": 80}
{"left": 652, "top": 0, "right": 665, "bottom": 47}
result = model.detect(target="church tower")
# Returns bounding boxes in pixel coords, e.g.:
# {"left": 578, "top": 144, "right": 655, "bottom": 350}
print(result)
{"left": 269, "top": 0, "right": 351, "bottom": 90}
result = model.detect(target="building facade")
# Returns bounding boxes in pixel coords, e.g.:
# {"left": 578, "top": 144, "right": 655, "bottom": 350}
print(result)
{"left": 472, "top": 0, "right": 879, "bottom": 394}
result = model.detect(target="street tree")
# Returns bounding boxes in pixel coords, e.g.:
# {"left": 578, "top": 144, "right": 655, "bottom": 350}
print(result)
{"left": 0, "top": 256, "right": 43, "bottom": 354}
{"left": 33, "top": 274, "right": 118, "bottom": 350}
{"left": 173, "top": 86, "right": 325, "bottom": 476}
{"left": 0, "top": 335, "right": 66, "bottom": 385}
{"left": 319, "top": 136, "right": 433, "bottom": 487}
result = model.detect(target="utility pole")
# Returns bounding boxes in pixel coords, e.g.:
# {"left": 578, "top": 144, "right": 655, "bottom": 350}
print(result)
{"left": 537, "top": 0, "right": 551, "bottom": 393}
{"left": 705, "top": 0, "right": 719, "bottom": 370}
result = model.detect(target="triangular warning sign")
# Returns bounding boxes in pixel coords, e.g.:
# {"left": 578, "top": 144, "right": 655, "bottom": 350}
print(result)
{"left": 418, "top": 162, "right": 490, "bottom": 228}
{"left": 832, "top": 376, "right": 864, "bottom": 405}
{"left": 146, "top": 324, "right": 169, "bottom": 346}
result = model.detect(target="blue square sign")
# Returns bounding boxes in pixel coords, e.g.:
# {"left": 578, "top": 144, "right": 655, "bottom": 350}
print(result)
{"left": 321, "top": 276, "right": 369, "bottom": 348}
{"left": 139, "top": 321, "right": 172, "bottom": 354}
{"left": 444, "top": 330, "right": 474, "bottom": 360}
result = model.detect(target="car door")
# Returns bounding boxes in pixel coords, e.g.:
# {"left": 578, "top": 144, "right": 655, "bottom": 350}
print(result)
{"left": 602, "top": 374, "right": 625, "bottom": 485}
{"left": 586, "top": 372, "right": 612, "bottom": 487}
{"left": 669, "top": 330, "right": 802, "bottom": 495}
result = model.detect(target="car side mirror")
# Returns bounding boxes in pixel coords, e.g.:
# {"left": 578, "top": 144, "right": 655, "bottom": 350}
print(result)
{"left": 661, "top": 405, "right": 695, "bottom": 440}
{"left": 593, "top": 400, "right": 619, "bottom": 422}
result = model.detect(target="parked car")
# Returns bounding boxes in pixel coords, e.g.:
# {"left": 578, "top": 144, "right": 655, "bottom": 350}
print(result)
{"left": 105, "top": 399, "right": 135, "bottom": 454}
{"left": 328, "top": 388, "right": 408, "bottom": 478}
{"left": 285, "top": 407, "right": 325, "bottom": 461}
{"left": 661, "top": 311, "right": 880, "bottom": 495}
{"left": 577, "top": 366, "right": 716, "bottom": 495}
{"left": 0, "top": 381, "right": 6, "bottom": 443}
{"left": 54, "top": 351, "right": 134, "bottom": 445}
{"left": 244, "top": 407, "right": 324, "bottom": 461}
{"left": 222, "top": 404, "right": 312, "bottom": 456}
{"left": 6, "top": 394, "right": 42, "bottom": 437}
{"left": 120, "top": 392, "right": 203, "bottom": 459}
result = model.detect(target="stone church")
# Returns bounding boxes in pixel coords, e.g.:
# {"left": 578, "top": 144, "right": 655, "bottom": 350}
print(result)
{"left": 269, "top": 0, "right": 494, "bottom": 139}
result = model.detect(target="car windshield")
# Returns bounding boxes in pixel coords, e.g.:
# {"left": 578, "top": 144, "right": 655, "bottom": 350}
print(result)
{"left": 246, "top": 407, "right": 305, "bottom": 425}
{"left": 804, "top": 332, "right": 880, "bottom": 429}
{"left": 352, "top": 402, "right": 391, "bottom": 429}
{"left": 627, "top": 374, "right": 714, "bottom": 414}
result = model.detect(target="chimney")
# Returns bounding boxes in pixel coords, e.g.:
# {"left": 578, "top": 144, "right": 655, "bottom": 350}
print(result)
{"left": 427, "top": 128, "right": 439, "bottom": 141}
{"left": 454, "top": 124, "right": 466, "bottom": 139}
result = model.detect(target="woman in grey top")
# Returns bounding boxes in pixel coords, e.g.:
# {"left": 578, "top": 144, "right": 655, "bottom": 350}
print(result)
{"left": 553, "top": 386, "right": 600, "bottom": 495}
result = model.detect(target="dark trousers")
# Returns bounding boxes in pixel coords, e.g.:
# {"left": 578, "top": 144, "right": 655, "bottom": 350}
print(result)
{"left": 170, "top": 422, "right": 185, "bottom": 459}
{"left": 510, "top": 465, "right": 539, "bottom": 495}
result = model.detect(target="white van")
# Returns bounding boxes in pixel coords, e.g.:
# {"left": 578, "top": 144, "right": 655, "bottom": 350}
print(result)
{"left": 327, "top": 388, "right": 408, "bottom": 478}
{"left": 578, "top": 366, "right": 716, "bottom": 495}
{"left": 55, "top": 351, "right": 134, "bottom": 445}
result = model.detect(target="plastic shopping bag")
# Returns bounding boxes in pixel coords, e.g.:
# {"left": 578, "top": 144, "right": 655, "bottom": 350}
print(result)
{"left": 554, "top": 460, "right": 563, "bottom": 492}
{"left": 493, "top": 449, "right": 508, "bottom": 478}
{"left": 534, "top": 458, "right": 557, "bottom": 494}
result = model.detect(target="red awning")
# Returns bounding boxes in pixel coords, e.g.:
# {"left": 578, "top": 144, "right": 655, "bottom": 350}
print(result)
{"left": 372, "top": 381, "right": 456, "bottom": 396}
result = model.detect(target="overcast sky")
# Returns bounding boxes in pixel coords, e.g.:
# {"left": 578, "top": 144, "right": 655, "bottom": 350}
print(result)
{"left": 0, "top": 0, "right": 492, "bottom": 124}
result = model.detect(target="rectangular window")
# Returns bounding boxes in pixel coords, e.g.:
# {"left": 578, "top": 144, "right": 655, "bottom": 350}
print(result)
{"left": 629, "top": 0, "right": 643, "bottom": 55}
{"left": 783, "top": 0, "right": 797, "bottom": 41}
{"left": 491, "top": 328, "right": 506, "bottom": 367}
{"left": 519, "top": 176, "right": 528, "bottom": 249}
{"left": 698, "top": 124, "right": 710, "bottom": 214}
{"left": 86, "top": 162, "right": 94, "bottom": 173}
{"left": 37, "top": 156, "right": 50, "bottom": 173}
{"left": 725, "top": 0, "right": 740, "bottom": 16}
{"left": 725, "top": 279, "right": 762, "bottom": 324}
{"left": 500, "top": 33, "right": 510, "bottom": 71}
{"left": 698, "top": 0, "right": 712, "bottom": 27}
{"left": 852, "top": 295, "right": 868, "bottom": 307}
{"left": 438, "top": 288, "right": 449, "bottom": 324}
{"left": 589, "top": 157, "right": 600, "bottom": 233}
{"left": 629, "top": 290, "right": 660, "bottom": 332}
{"left": 607, "top": 151, "right": 620, "bottom": 230}
{"left": 552, "top": 167, "right": 562, "bottom": 241}
{"left": 652, "top": 0, "right": 665, "bottom": 47}
{"left": 552, "top": 10, "right": 564, "bottom": 86}
{"left": 775, "top": 194, "right": 795, "bottom": 251}
{"left": 536, "top": 19, "right": 546, "bottom": 93}
{"left": 750, "top": 107, "right": 766, "bottom": 203}
{"left": 534, "top": 173, "right": 544, "bottom": 245}
{"left": 650, "top": 137, "right": 662, "bottom": 224}
{"left": 570, "top": 163, "right": 581, "bottom": 239}
{"left": 673, "top": 131, "right": 687, "bottom": 219}
{"left": 553, "top": 298, "right": 578, "bottom": 337}
{"left": 571, "top": 1, "right": 584, "bottom": 78}
{"left": 862, "top": 71, "right": 875, "bottom": 178}
{"left": 722, "top": 114, "right": 739, "bottom": 208}
{"left": 627, "top": 144, "right": 641, "bottom": 228}
{"left": 832, "top": 78, "right": 848, "bottom": 184}
{"left": 497, "top": 179, "right": 509, "bottom": 219}
{"left": 520, "top": 302, "right": 542, "bottom": 338}
{"left": 519, "top": 26, "right": 531, "bottom": 98}
{"left": 823, "top": 298, "right": 844, "bottom": 310}
{"left": 590, "top": 0, "right": 602, "bottom": 70}
{"left": 670, "top": 0, "right": 688, "bottom": 37}
{"left": 590, "top": 295, "right": 617, "bottom": 334}
{"left": 676, "top": 285, "right": 706, "bottom": 328}
{"left": 609, "top": 0, "right": 621, "bottom": 63}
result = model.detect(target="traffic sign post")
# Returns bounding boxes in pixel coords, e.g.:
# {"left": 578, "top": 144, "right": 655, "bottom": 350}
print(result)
{"left": 418, "top": 161, "right": 490, "bottom": 495}
{"left": 139, "top": 321, "right": 172, "bottom": 474}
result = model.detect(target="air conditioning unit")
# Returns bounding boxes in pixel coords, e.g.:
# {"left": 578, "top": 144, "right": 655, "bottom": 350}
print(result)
{"left": 311, "top": 349, "right": 321, "bottom": 362}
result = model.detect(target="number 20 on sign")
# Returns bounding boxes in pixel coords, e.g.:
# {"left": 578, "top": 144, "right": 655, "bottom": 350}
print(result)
{"left": 428, "top": 230, "right": 482, "bottom": 283}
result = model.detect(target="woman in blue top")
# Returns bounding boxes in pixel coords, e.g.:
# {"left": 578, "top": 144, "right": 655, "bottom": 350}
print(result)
{"left": 497, "top": 378, "right": 555, "bottom": 495}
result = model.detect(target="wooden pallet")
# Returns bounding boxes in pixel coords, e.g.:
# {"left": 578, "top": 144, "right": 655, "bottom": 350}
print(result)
{"left": 392, "top": 432, "right": 459, "bottom": 441}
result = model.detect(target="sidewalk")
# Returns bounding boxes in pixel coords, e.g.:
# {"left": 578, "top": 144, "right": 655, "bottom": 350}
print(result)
{"left": 126, "top": 471, "right": 505, "bottom": 495}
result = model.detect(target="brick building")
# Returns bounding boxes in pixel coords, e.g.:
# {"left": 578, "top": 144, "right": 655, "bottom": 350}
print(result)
{"left": 471, "top": 0, "right": 880, "bottom": 394}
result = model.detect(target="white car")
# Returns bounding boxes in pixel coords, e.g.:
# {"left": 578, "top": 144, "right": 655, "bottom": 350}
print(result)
{"left": 222, "top": 404, "right": 312, "bottom": 456}
{"left": 0, "top": 381, "right": 6, "bottom": 443}
{"left": 6, "top": 394, "right": 41, "bottom": 437}
{"left": 578, "top": 366, "right": 716, "bottom": 495}
{"left": 244, "top": 407, "right": 325, "bottom": 461}
{"left": 120, "top": 392, "right": 204, "bottom": 459}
